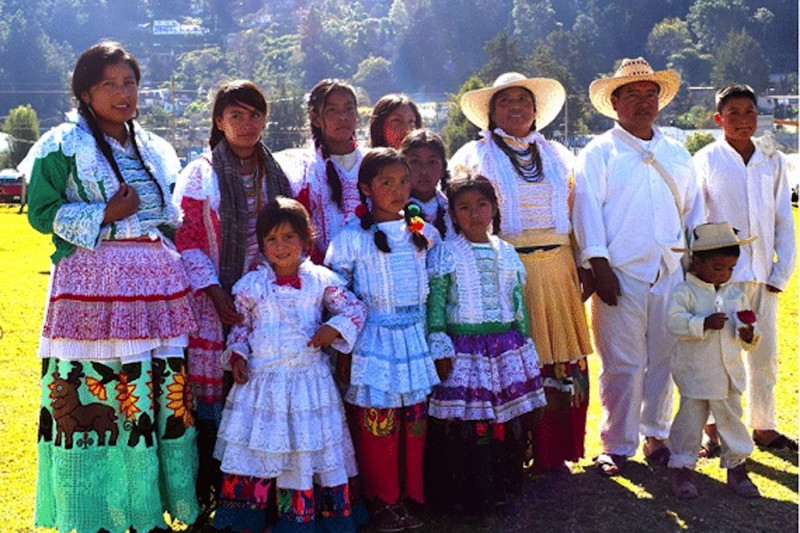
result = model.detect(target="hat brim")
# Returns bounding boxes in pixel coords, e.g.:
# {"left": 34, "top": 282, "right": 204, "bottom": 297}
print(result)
{"left": 460, "top": 78, "right": 566, "bottom": 132}
{"left": 589, "top": 70, "right": 681, "bottom": 119}
{"left": 670, "top": 235, "right": 758, "bottom": 253}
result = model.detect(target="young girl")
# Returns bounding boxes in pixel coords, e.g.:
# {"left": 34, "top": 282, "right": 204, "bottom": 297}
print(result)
{"left": 325, "top": 148, "right": 442, "bottom": 533}
{"left": 400, "top": 128, "right": 453, "bottom": 238}
{"left": 369, "top": 94, "right": 422, "bottom": 149}
{"left": 425, "top": 174, "right": 547, "bottom": 513}
{"left": 282, "top": 79, "right": 363, "bottom": 262}
{"left": 213, "top": 197, "right": 367, "bottom": 533}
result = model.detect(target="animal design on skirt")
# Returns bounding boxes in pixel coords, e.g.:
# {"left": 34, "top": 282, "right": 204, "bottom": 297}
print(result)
{"left": 49, "top": 363, "right": 119, "bottom": 449}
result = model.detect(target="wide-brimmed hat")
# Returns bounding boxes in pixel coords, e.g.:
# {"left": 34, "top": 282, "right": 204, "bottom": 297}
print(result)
{"left": 672, "top": 222, "right": 757, "bottom": 253}
{"left": 460, "top": 72, "right": 566, "bottom": 131}
{"left": 589, "top": 57, "right": 681, "bottom": 119}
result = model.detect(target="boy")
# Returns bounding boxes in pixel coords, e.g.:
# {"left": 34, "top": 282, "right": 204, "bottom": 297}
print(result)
{"left": 694, "top": 84, "right": 796, "bottom": 452}
{"left": 666, "top": 222, "right": 760, "bottom": 499}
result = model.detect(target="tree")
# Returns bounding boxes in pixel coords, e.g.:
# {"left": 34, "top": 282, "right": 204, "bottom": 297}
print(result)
{"left": 687, "top": 0, "right": 750, "bottom": 52}
{"left": 441, "top": 76, "right": 484, "bottom": 157}
{"left": 4, "top": 105, "right": 40, "bottom": 167}
{"left": 266, "top": 84, "right": 307, "bottom": 151}
{"left": 478, "top": 31, "right": 526, "bottom": 82}
{"left": 353, "top": 56, "right": 396, "bottom": 103}
{"left": 711, "top": 29, "right": 770, "bottom": 94}
{"left": 646, "top": 18, "right": 691, "bottom": 70}
{"left": 684, "top": 131, "right": 715, "bottom": 155}
{"left": 511, "top": 0, "right": 557, "bottom": 46}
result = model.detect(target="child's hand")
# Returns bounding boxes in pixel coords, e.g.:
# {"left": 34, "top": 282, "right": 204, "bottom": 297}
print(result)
{"left": 435, "top": 358, "right": 453, "bottom": 381}
{"left": 738, "top": 324, "right": 755, "bottom": 343}
{"left": 308, "top": 325, "right": 340, "bottom": 348}
{"left": 336, "top": 353, "right": 352, "bottom": 386}
{"left": 232, "top": 358, "right": 249, "bottom": 384}
{"left": 704, "top": 312, "right": 728, "bottom": 331}
{"left": 206, "top": 285, "right": 243, "bottom": 325}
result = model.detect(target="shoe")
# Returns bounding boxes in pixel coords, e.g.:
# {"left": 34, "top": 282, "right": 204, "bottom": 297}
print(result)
{"left": 643, "top": 439, "right": 671, "bottom": 466}
{"left": 393, "top": 503, "right": 423, "bottom": 530}
{"left": 670, "top": 468, "right": 699, "bottom": 499}
{"left": 699, "top": 434, "right": 721, "bottom": 458}
{"left": 594, "top": 453, "right": 627, "bottom": 476}
{"left": 752, "top": 431, "right": 799, "bottom": 451}
{"left": 372, "top": 503, "right": 405, "bottom": 532}
{"left": 727, "top": 465, "right": 761, "bottom": 498}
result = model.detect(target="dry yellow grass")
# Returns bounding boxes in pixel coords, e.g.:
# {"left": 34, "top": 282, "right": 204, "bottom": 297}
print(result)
{"left": 0, "top": 206, "right": 796, "bottom": 532}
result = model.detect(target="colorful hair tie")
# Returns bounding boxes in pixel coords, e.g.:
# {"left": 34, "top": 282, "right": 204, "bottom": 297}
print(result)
{"left": 408, "top": 216, "right": 425, "bottom": 235}
{"left": 370, "top": 224, "right": 379, "bottom": 235}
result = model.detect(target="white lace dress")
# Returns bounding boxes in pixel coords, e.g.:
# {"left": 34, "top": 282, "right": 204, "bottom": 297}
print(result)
{"left": 214, "top": 260, "right": 366, "bottom": 491}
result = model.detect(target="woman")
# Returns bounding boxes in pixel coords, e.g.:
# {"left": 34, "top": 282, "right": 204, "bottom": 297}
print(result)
{"left": 369, "top": 93, "right": 422, "bottom": 149}
{"left": 27, "top": 41, "right": 199, "bottom": 532}
{"left": 450, "top": 72, "right": 593, "bottom": 474}
{"left": 172, "top": 79, "right": 292, "bottom": 509}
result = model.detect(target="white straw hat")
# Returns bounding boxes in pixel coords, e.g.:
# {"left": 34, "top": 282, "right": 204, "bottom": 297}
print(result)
{"left": 589, "top": 57, "right": 681, "bottom": 119}
{"left": 672, "top": 222, "right": 757, "bottom": 253}
{"left": 460, "top": 72, "right": 566, "bottom": 131}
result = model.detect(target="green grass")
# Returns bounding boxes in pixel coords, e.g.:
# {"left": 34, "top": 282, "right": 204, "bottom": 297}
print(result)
{"left": 0, "top": 206, "right": 797, "bottom": 533}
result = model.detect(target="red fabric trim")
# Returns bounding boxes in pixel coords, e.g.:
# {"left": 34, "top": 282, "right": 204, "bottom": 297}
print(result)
{"left": 50, "top": 287, "right": 191, "bottom": 303}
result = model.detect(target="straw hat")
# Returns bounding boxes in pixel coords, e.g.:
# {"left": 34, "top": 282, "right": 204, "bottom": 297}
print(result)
{"left": 672, "top": 222, "right": 757, "bottom": 253}
{"left": 460, "top": 72, "right": 566, "bottom": 131}
{"left": 589, "top": 57, "right": 681, "bottom": 119}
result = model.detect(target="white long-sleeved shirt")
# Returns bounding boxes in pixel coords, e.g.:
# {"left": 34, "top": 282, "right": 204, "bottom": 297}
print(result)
{"left": 694, "top": 139, "right": 796, "bottom": 291}
{"left": 667, "top": 273, "right": 759, "bottom": 400}
{"left": 572, "top": 124, "right": 704, "bottom": 282}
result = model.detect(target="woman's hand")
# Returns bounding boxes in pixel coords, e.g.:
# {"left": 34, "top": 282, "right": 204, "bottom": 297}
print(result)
{"left": 232, "top": 358, "right": 249, "bottom": 384}
{"left": 205, "top": 285, "right": 243, "bottom": 325}
{"left": 308, "top": 325, "right": 340, "bottom": 348}
{"left": 103, "top": 183, "right": 140, "bottom": 224}
{"left": 590, "top": 258, "right": 621, "bottom": 306}
{"left": 435, "top": 358, "right": 453, "bottom": 381}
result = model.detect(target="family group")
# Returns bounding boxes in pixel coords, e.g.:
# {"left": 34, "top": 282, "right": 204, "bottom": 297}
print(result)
{"left": 26, "top": 40, "right": 795, "bottom": 533}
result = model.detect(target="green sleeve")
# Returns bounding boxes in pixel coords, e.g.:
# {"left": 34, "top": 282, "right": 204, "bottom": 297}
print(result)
{"left": 427, "top": 273, "right": 451, "bottom": 333}
{"left": 513, "top": 271, "right": 531, "bottom": 337}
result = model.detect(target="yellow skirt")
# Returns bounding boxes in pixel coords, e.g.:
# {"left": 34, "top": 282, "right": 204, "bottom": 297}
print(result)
{"left": 504, "top": 230, "right": 592, "bottom": 365}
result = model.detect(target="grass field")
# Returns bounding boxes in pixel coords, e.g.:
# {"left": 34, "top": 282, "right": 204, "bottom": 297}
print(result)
{"left": 0, "top": 205, "right": 797, "bottom": 533}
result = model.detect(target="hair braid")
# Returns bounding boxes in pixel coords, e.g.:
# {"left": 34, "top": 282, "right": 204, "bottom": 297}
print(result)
{"left": 405, "top": 203, "right": 430, "bottom": 252}
{"left": 358, "top": 189, "right": 390, "bottom": 253}
{"left": 127, "top": 119, "right": 166, "bottom": 207}
{"left": 491, "top": 131, "right": 544, "bottom": 181}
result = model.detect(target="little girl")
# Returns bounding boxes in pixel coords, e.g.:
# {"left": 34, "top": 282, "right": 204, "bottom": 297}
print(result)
{"left": 425, "top": 174, "right": 547, "bottom": 513}
{"left": 400, "top": 128, "right": 453, "bottom": 238}
{"left": 213, "top": 197, "right": 367, "bottom": 533}
{"left": 281, "top": 79, "right": 363, "bottom": 262}
{"left": 325, "top": 148, "right": 442, "bottom": 533}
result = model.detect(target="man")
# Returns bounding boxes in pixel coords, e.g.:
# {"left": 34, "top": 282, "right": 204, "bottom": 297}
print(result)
{"left": 572, "top": 58, "right": 704, "bottom": 476}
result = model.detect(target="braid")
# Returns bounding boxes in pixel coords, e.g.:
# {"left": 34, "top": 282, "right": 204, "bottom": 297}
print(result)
{"left": 80, "top": 104, "right": 125, "bottom": 185}
{"left": 405, "top": 203, "right": 430, "bottom": 252}
{"left": 491, "top": 131, "right": 543, "bottom": 181}
{"left": 492, "top": 209, "right": 501, "bottom": 235}
{"left": 127, "top": 119, "right": 166, "bottom": 207}
{"left": 358, "top": 191, "right": 390, "bottom": 253}
{"left": 434, "top": 202, "right": 448, "bottom": 238}
{"left": 311, "top": 123, "right": 344, "bottom": 209}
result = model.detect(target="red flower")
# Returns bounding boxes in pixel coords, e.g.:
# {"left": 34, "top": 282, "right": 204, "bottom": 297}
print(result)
{"left": 737, "top": 310, "right": 757, "bottom": 324}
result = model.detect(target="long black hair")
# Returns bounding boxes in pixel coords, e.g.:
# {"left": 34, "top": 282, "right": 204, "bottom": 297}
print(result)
{"left": 369, "top": 94, "right": 422, "bottom": 148}
{"left": 307, "top": 79, "right": 357, "bottom": 211}
{"left": 358, "top": 148, "right": 429, "bottom": 253}
{"left": 72, "top": 41, "right": 164, "bottom": 204}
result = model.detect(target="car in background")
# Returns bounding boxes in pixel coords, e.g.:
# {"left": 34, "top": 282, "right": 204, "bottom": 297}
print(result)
{"left": 0, "top": 168, "right": 24, "bottom": 203}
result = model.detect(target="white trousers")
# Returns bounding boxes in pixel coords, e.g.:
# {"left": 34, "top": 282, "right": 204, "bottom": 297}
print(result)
{"left": 591, "top": 269, "right": 681, "bottom": 457}
{"left": 669, "top": 389, "right": 753, "bottom": 470}
{"left": 736, "top": 282, "right": 780, "bottom": 430}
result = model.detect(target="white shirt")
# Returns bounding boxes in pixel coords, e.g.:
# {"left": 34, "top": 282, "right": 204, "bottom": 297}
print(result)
{"left": 572, "top": 123, "right": 704, "bottom": 282}
{"left": 695, "top": 138, "right": 796, "bottom": 290}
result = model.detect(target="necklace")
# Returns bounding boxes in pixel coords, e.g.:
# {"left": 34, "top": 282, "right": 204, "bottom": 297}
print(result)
{"left": 238, "top": 152, "right": 256, "bottom": 167}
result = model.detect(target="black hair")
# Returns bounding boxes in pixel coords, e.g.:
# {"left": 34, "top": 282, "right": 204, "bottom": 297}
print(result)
{"left": 72, "top": 41, "right": 164, "bottom": 206}
{"left": 399, "top": 128, "right": 450, "bottom": 237}
{"left": 209, "top": 79, "right": 268, "bottom": 149}
{"left": 446, "top": 173, "right": 501, "bottom": 235}
{"left": 256, "top": 196, "right": 316, "bottom": 256}
{"left": 358, "top": 147, "right": 429, "bottom": 253}
{"left": 369, "top": 94, "right": 422, "bottom": 148}
{"left": 488, "top": 87, "right": 544, "bottom": 181}
{"left": 715, "top": 83, "right": 757, "bottom": 114}
{"left": 307, "top": 79, "right": 358, "bottom": 211}
{"left": 692, "top": 245, "right": 741, "bottom": 261}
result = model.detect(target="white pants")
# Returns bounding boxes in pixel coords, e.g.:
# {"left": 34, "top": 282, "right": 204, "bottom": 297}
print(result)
{"left": 669, "top": 389, "right": 753, "bottom": 470}
{"left": 591, "top": 269, "right": 682, "bottom": 457}
{"left": 737, "top": 282, "right": 780, "bottom": 430}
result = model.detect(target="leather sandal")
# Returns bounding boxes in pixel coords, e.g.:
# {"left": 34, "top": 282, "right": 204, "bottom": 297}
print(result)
{"left": 643, "top": 440, "right": 671, "bottom": 466}
{"left": 594, "top": 453, "right": 626, "bottom": 476}
{"left": 752, "top": 431, "right": 799, "bottom": 451}
{"left": 372, "top": 503, "right": 405, "bottom": 533}
{"left": 393, "top": 503, "right": 423, "bottom": 530}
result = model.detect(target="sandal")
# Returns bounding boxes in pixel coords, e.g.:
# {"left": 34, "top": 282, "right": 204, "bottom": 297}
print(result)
{"left": 643, "top": 441, "right": 671, "bottom": 466}
{"left": 699, "top": 434, "right": 721, "bottom": 458}
{"left": 594, "top": 453, "right": 626, "bottom": 476}
{"left": 393, "top": 503, "right": 424, "bottom": 530}
{"left": 372, "top": 504, "right": 405, "bottom": 533}
{"left": 752, "top": 431, "right": 799, "bottom": 451}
